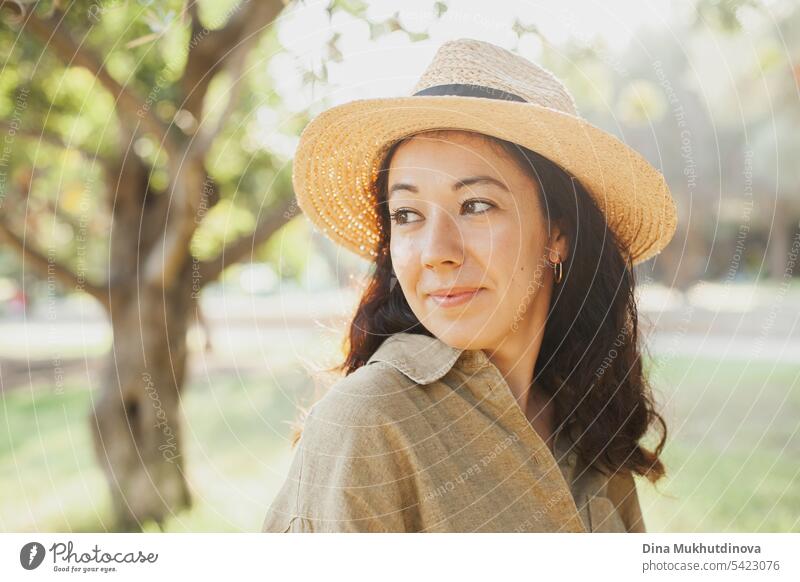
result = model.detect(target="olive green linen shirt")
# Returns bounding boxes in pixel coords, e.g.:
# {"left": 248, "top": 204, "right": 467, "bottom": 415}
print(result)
{"left": 262, "top": 332, "right": 646, "bottom": 533}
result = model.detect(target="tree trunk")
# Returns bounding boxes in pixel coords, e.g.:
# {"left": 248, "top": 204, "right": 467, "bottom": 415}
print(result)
{"left": 87, "top": 157, "right": 195, "bottom": 531}
{"left": 90, "top": 272, "right": 194, "bottom": 531}
{"left": 88, "top": 267, "right": 195, "bottom": 531}
{"left": 11, "top": 0, "right": 291, "bottom": 532}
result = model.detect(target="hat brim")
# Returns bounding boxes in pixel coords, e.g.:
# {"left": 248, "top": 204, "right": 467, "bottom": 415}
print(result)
{"left": 291, "top": 95, "right": 677, "bottom": 266}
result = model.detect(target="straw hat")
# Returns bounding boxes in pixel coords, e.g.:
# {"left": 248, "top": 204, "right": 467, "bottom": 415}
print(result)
{"left": 291, "top": 38, "right": 677, "bottom": 265}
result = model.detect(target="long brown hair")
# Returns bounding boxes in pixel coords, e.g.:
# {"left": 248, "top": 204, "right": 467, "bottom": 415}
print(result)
{"left": 313, "top": 130, "right": 666, "bottom": 483}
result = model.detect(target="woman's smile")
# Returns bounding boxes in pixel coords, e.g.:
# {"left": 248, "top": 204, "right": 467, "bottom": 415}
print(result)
{"left": 426, "top": 287, "right": 485, "bottom": 308}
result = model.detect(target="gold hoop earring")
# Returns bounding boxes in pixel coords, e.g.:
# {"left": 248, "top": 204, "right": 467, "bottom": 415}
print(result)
{"left": 549, "top": 251, "right": 563, "bottom": 284}
{"left": 553, "top": 260, "right": 563, "bottom": 284}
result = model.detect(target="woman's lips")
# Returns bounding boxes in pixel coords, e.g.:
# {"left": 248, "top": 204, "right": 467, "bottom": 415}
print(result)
{"left": 427, "top": 288, "right": 483, "bottom": 308}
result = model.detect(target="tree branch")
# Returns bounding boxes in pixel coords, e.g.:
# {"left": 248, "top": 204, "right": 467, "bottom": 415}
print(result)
{"left": 20, "top": 9, "right": 178, "bottom": 157}
{"left": 181, "top": 0, "right": 288, "bottom": 152}
{"left": 143, "top": 163, "right": 215, "bottom": 289}
{"left": 197, "top": 194, "right": 297, "bottom": 284}
{"left": 0, "top": 219, "right": 109, "bottom": 309}
{"left": 0, "top": 120, "right": 112, "bottom": 164}
{"left": 142, "top": 0, "right": 288, "bottom": 290}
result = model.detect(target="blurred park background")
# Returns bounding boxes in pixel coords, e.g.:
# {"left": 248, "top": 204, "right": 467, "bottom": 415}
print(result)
{"left": 0, "top": 0, "right": 798, "bottom": 533}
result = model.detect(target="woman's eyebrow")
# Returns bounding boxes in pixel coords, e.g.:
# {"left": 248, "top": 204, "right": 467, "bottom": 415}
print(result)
{"left": 388, "top": 175, "right": 509, "bottom": 199}
{"left": 453, "top": 175, "right": 509, "bottom": 192}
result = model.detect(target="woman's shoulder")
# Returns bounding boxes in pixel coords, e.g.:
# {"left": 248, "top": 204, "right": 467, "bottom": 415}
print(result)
{"left": 299, "top": 361, "right": 420, "bottom": 450}
{"left": 308, "top": 332, "right": 462, "bottom": 425}
{"left": 308, "top": 360, "right": 417, "bottom": 425}
{"left": 263, "top": 363, "right": 420, "bottom": 533}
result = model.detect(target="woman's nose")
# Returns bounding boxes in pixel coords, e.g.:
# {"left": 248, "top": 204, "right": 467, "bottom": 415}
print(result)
{"left": 420, "top": 207, "right": 464, "bottom": 270}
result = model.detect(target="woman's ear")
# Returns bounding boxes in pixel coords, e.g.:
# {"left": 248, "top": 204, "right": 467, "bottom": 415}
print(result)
{"left": 549, "top": 220, "right": 570, "bottom": 262}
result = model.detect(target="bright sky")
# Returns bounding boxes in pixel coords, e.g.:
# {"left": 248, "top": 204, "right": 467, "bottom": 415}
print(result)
{"left": 256, "top": 0, "right": 679, "bottom": 156}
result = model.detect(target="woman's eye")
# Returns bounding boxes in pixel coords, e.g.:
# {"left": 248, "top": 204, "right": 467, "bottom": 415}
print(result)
{"left": 389, "top": 208, "right": 422, "bottom": 225}
{"left": 390, "top": 200, "right": 494, "bottom": 224}
{"left": 462, "top": 199, "right": 495, "bottom": 215}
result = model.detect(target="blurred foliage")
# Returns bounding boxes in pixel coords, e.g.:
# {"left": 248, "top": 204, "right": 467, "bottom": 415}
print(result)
{"left": 261, "top": 216, "right": 312, "bottom": 281}
{"left": 0, "top": 0, "right": 309, "bottom": 284}
{"left": 0, "top": 0, "right": 798, "bottom": 290}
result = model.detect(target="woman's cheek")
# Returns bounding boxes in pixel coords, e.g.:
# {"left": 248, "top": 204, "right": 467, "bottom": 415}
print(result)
{"left": 390, "top": 238, "right": 418, "bottom": 284}
{"left": 491, "top": 225, "right": 532, "bottom": 301}
{"left": 476, "top": 222, "right": 518, "bottom": 274}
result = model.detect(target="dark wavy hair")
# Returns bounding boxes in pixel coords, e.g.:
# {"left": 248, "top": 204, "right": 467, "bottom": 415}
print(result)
{"left": 314, "top": 130, "right": 666, "bottom": 484}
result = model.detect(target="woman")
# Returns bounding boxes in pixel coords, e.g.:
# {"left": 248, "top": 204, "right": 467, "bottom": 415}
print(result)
{"left": 262, "top": 38, "right": 677, "bottom": 533}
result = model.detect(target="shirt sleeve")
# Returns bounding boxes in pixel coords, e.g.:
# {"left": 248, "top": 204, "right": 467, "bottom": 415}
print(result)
{"left": 605, "top": 469, "right": 647, "bottom": 533}
{"left": 262, "top": 400, "right": 419, "bottom": 533}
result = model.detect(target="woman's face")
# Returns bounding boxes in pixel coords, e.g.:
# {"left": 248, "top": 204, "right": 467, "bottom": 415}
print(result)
{"left": 387, "top": 130, "right": 568, "bottom": 350}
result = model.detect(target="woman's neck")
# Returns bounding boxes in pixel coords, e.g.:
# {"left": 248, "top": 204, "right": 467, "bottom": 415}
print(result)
{"left": 484, "top": 331, "right": 555, "bottom": 451}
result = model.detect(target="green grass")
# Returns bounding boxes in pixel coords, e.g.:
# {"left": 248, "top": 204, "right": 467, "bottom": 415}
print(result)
{"left": 1, "top": 352, "right": 797, "bottom": 532}
{"left": 0, "top": 363, "right": 314, "bottom": 533}
{"left": 639, "top": 355, "right": 800, "bottom": 532}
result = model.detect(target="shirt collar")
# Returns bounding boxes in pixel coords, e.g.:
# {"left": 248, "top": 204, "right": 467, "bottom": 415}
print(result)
{"left": 366, "top": 332, "right": 581, "bottom": 476}
{"left": 366, "top": 332, "right": 488, "bottom": 384}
